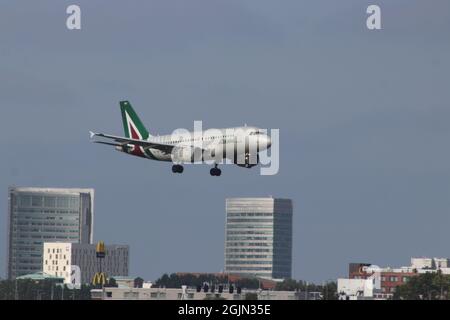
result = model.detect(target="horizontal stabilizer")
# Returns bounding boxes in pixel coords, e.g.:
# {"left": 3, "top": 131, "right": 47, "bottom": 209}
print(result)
{"left": 89, "top": 131, "right": 175, "bottom": 153}
{"left": 93, "top": 141, "right": 123, "bottom": 147}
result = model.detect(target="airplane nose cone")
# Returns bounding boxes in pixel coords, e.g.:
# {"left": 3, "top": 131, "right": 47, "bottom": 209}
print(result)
{"left": 259, "top": 134, "right": 271, "bottom": 149}
{"left": 266, "top": 135, "right": 272, "bottom": 148}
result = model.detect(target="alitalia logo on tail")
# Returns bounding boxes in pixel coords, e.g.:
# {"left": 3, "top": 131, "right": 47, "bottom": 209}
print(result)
{"left": 120, "top": 101, "right": 150, "bottom": 157}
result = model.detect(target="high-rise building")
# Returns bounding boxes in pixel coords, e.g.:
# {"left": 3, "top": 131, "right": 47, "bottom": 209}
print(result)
{"left": 224, "top": 197, "right": 293, "bottom": 280}
{"left": 43, "top": 242, "right": 129, "bottom": 285}
{"left": 7, "top": 187, "right": 94, "bottom": 279}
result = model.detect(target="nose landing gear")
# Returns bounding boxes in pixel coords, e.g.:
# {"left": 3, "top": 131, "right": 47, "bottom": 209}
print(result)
{"left": 172, "top": 165, "right": 184, "bottom": 174}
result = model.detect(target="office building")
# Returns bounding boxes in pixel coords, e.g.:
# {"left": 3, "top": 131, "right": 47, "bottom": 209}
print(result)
{"left": 7, "top": 187, "right": 94, "bottom": 279}
{"left": 43, "top": 242, "right": 129, "bottom": 285}
{"left": 225, "top": 197, "right": 293, "bottom": 280}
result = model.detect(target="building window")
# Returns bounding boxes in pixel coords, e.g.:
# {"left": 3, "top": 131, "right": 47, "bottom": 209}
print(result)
{"left": 389, "top": 276, "right": 398, "bottom": 282}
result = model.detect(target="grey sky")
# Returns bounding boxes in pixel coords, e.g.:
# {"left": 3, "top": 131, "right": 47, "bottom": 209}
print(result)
{"left": 1, "top": 0, "right": 449, "bottom": 282}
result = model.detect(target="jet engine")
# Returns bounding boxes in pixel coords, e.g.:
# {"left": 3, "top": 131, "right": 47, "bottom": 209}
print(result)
{"left": 171, "top": 146, "right": 202, "bottom": 163}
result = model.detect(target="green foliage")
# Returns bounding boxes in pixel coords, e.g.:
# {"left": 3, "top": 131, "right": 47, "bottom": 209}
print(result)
{"left": 154, "top": 273, "right": 229, "bottom": 288}
{"left": 203, "top": 295, "right": 226, "bottom": 300}
{"left": 321, "top": 282, "right": 338, "bottom": 300}
{"left": 0, "top": 279, "right": 93, "bottom": 300}
{"left": 154, "top": 274, "right": 261, "bottom": 290}
{"left": 105, "top": 277, "right": 118, "bottom": 288}
{"left": 394, "top": 272, "right": 450, "bottom": 300}
{"left": 275, "top": 279, "right": 301, "bottom": 291}
{"left": 134, "top": 277, "right": 144, "bottom": 288}
{"left": 244, "top": 292, "right": 258, "bottom": 300}
{"left": 274, "top": 279, "right": 338, "bottom": 300}
{"left": 234, "top": 278, "right": 260, "bottom": 290}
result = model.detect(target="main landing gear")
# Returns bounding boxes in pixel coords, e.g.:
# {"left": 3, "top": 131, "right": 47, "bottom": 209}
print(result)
{"left": 210, "top": 164, "right": 221, "bottom": 176}
{"left": 172, "top": 164, "right": 184, "bottom": 174}
{"left": 172, "top": 164, "right": 222, "bottom": 176}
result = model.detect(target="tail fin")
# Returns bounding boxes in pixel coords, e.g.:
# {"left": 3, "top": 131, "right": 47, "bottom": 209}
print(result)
{"left": 120, "top": 101, "right": 151, "bottom": 140}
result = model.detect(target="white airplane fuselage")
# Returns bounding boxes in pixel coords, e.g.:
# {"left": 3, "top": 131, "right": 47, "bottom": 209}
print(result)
{"left": 116, "top": 126, "right": 271, "bottom": 166}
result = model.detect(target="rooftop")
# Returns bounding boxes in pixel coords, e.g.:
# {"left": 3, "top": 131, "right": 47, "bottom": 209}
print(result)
{"left": 16, "top": 272, "right": 65, "bottom": 281}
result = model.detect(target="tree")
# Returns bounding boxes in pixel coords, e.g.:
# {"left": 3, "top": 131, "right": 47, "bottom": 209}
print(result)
{"left": 394, "top": 272, "right": 450, "bottom": 300}
{"left": 204, "top": 295, "right": 226, "bottom": 300}
{"left": 154, "top": 273, "right": 229, "bottom": 289}
{"left": 235, "top": 278, "right": 260, "bottom": 290}
{"left": 274, "top": 279, "right": 337, "bottom": 300}
{"left": 275, "top": 279, "right": 300, "bottom": 291}
{"left": 134, "top": 277, "right": 144, "bottom": 288}
{"left": 244, "top": 292, "right": 258, "bottom": 300}
{"left": 0, "top": 279, "right": 94, "bottom": 300}
{"left": 105, "top": 277, "right": 118, "bottom": 288}
{"left": 321, "top": 282, "right": 338, "bottom": 300}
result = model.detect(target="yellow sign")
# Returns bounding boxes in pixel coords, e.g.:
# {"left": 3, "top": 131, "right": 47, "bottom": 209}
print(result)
{"left": 96, "top": 241, "right": 105, "bottom": 258}
{"left": 92, "top": 272, "right": 107, "bottom": 286}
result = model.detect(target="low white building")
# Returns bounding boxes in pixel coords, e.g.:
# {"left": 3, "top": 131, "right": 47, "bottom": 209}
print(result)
{"left": 337, "top": 278, "right": 373, "bottom": 300}
{"left": 338, "top": 272, "right": 381, "bottom": 300}
{"left": 431, "top": 258, "right": 449, "bottom": 269}
{"left": 91, "top": 287, "right": 308, "bottom": 300}
{"left": 411, "top": 258, "right": 434, "bottom": 270}
{"left": 43, "top": 242, "right": 129, "bottom": 285}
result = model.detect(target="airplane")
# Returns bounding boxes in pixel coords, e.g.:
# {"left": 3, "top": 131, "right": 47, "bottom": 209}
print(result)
{"left": 90, "top": 101, "right": 272, "bottom": 176}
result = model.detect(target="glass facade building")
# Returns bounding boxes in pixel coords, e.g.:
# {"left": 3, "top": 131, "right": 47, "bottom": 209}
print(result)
{"left": 7, "top": 187, "right": 94, "bottom": 279}
{"left": 225, "top": 198, "right": 293, "bottom": 279}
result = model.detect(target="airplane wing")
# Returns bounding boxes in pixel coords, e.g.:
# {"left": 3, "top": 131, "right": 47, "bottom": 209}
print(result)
{"left": 90, "top": 131, "right": 175, "bottom": 153}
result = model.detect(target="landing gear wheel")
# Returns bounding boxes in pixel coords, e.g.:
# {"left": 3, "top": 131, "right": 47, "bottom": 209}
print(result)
{"left": 210, "top": 167, "right": 221, "bottom": 176}
{"left": 172, "top": 165, "right": 184, "bottom": 173}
